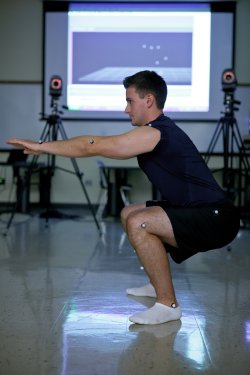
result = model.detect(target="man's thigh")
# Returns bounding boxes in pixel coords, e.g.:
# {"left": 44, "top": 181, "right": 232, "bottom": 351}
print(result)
{"left": 128, "top": 206, "right": 178, "bottom": 248}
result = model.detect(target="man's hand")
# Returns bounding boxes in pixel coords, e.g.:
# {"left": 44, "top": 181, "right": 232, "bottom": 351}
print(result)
{"left": 6, "top": 139, "right": 44, "bottom": 155}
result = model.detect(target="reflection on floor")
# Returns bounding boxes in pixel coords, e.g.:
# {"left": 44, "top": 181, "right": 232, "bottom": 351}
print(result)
{"left": 0, "top": 208, "right": 249, "bottom": 375}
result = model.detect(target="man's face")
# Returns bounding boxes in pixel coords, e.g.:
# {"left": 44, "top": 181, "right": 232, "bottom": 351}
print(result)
{"left": 125, "top": 86, "right": 148, "bottom": 126}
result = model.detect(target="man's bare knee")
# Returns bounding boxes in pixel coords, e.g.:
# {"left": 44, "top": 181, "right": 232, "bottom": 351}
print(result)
{"left": 120, "top": 205, "right": 131, "bottom": 221}
{"left": 125, "top": 207, "right": 178, "bottom": 248}
{"left": 126, "top": 211, "right": 146, "bottom": 235}
{"left": 120, "top": 204, "right": 146, "bottom": 228}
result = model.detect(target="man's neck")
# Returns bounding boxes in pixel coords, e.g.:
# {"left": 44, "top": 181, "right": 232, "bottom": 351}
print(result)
{"left": 145, "top": 110, "right": 164, "bottom": 125}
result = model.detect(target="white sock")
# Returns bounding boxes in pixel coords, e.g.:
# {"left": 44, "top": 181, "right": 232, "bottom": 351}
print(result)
{"left": 126, "top": 283, "right": 156, "bottom": 298}
{"left": 129, "top": 302, "right": 181, "bottom": 325}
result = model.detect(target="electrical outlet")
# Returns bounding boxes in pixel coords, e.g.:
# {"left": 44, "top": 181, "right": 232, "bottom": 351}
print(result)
{"left": 85, "top": 179, "right": 93, "bottom": 186}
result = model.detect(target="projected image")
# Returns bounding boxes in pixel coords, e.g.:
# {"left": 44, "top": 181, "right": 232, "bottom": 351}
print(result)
{"left": 72, "top": 32, "right": 192, "bottom": 85}
{"left": 67, "top": 2, "right": 211, "bottom": 115}
{"left": 44, "top": 1, "right": 234, "bottom": 120}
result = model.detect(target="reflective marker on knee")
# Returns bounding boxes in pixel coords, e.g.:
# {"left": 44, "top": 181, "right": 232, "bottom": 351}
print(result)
{"left": 141, "top": 222, "right": 146, "bottom": 229}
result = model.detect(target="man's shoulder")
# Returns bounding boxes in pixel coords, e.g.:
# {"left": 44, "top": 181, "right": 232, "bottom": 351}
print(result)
{"left": 150, "top": 114, "right": 175, "bottom": 127}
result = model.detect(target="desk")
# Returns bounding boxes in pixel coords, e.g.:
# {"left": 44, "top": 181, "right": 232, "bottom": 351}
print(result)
{"left": 0, "top": 149, "right": 45, "bottom": 213}
{"left": 102, "top": 165, "right": 138, "bottom": 216}
{"left": 103, "top": 165, "right": 157, "bottom": 216}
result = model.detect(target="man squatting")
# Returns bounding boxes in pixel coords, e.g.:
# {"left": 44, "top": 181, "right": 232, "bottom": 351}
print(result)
{"left": 7, "top": 71, "right": 240, "bottom": 325}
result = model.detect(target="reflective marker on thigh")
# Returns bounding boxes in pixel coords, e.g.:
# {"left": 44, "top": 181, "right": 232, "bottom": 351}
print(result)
{"left": 141, "top": 222, "right": 147, "bottom": 229}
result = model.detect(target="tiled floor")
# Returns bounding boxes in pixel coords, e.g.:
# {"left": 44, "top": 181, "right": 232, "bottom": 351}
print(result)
{"left": 0, "top": 207, "right": 249, "bottom": 375}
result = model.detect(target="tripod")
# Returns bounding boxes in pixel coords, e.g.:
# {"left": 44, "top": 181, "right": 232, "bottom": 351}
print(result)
{"left": 4, "top": 101, "right": 101, "bottom": 234}
{"left": 205, "top": 91, "right": 250, "bottom": 205}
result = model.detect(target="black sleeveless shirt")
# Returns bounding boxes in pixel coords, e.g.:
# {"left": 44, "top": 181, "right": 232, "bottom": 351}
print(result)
{"left": 137, "top": 114, "right": 229, "bottom": 207}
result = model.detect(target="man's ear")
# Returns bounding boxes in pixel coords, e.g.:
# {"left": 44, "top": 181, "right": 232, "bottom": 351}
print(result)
{"left": 146, "top": 93, "right": 155, "bottom": 108}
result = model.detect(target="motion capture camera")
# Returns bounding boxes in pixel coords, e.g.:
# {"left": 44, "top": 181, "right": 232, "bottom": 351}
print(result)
{"left": 221, "top": 69, "right": 240, "bottom": 116}
{"left": 49, "top": 75, "right": 63, "bottom": 98}
{"left": 221, "top": 69, "right": 237, "bottom": 92}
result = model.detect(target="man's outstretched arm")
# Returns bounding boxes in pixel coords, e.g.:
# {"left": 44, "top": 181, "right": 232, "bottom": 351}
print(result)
{"left": 6, "top": 126, "right": 160, "bottom": 160}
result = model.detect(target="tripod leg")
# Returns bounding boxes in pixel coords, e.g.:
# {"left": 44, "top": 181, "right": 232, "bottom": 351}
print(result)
{"left": 231, "top": 119, "right": 250, "bottom": 170}
{"left": 4, "top": 168, "right": 31, "bottom": 236}
{"left": 4, "top": 196, "right": 22, "bottom": 235}
{"left": 230, "top": 119, "right": 250, "bottom": 210}
{"left": 38, "top": 121, "right": 51, "bottom": 144}
{"left": 71, "top": 160, "right": 101, "bottom": 233}
{"left": 34, "top": 119, "right": 62, "bottom": 223}
{"left": 205, "top": 120, "right": 224, "bottom": 163}
{"left": 58, "top": 122, "right": 101, "bottom": 233}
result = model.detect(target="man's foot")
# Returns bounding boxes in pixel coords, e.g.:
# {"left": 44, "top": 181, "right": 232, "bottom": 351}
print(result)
{"left": 126, "top": 283, "right": 156, "bottom": 298}
{"left": 129, "top": 302, "right": 181, "bottom": 325}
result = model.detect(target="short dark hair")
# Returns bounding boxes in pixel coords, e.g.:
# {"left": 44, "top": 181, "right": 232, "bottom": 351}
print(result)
{"left": 123, "top": 70, "right": 167, "bottom": 109}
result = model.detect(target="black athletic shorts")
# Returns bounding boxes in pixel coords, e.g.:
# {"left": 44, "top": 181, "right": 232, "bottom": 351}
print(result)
{"left": 146, "top": 200, "right": 240, "bottom": 264}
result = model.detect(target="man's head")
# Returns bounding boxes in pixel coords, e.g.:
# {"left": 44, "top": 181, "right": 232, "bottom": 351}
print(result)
{"left": 123, "top": 70, "right": 167, "bottom": 110}
{"left": 123, "top": 70, "right": 167, "bottom": 126}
